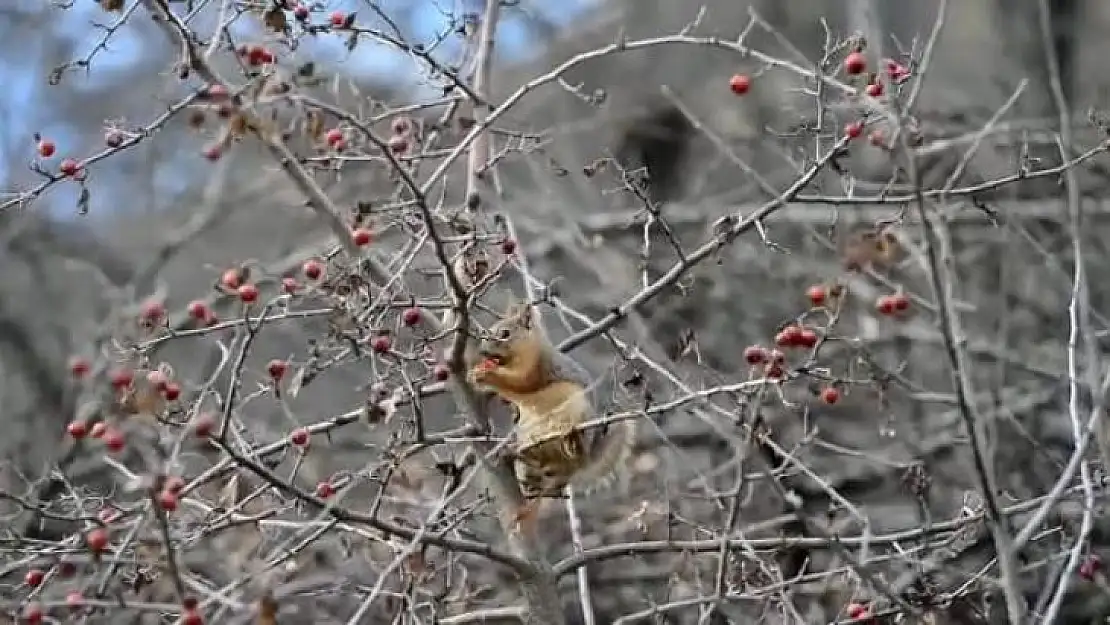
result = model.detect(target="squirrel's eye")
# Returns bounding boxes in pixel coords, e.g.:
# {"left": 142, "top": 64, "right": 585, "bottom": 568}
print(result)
{"left": 497, "top": 328, "right": 512, "bottom": 340}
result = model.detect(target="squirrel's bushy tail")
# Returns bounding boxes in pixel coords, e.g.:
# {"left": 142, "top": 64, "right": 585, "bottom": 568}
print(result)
{"left": 570, "top": 418, "right": 637, "bottom": 496}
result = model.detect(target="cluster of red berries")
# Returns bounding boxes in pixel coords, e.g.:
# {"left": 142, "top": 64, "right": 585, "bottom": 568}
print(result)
{"left": 875, "top": 293, "right": 910, "bottom": 316}
{"left": 846, "top": 601, "right": 874, "bottom": 622}
{"left": 1080, "top": 554, "right": 1102, "bottom": 581}
{"left": 156, "top": 475, "right": 187, "bottom": 512}
{"left": 237, "top": 43, "right": 274, "bottom": 66}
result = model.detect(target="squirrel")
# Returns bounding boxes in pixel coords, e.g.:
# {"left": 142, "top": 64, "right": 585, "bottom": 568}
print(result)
{"left": 467, "top": 301, "right": 636, "bottom": 500}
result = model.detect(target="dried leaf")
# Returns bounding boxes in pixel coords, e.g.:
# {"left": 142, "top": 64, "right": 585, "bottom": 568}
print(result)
{"left": 98, "top": 0, "right": 124, "bottom": 11}
{"left": 262, "top": 7, "right": 288, "bottom": 33}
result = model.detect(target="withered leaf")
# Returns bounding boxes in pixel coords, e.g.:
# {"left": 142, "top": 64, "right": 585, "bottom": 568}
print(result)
{"left": 98, "top": 0, "right": 124, "bottom": 11}
{"left": 262, "top": 7, "right": 288, "bottom": 33}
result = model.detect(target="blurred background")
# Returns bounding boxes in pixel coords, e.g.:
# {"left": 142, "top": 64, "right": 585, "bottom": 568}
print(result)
{"left": 4, "top": 0, "right": 1110, "bottom": 622}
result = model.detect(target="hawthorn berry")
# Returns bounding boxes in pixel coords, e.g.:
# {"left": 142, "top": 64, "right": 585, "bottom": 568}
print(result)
{"left": 86, "top": 528, "right": 109, "bottom": 553}
{"left": 220, "top": 268, "right": 243, "bottom": 290}
{"left": 187, "top": 300, "right": 209, "bottom": 320}
{"left": 743, "top": 345, "right": 767, "bottom": 365}
{"left": 846, "top": 602, "right": 870, "bottom": 620}
{"left": 59, "top": 158, "right": 81, "bottom": 177}
{"left": 164, "top": 475, "right": 186, "bottom": 494}
{"left": 303, "top": 259, "right": 325, "bottom": 280}
{"left": 105, "top": 129, "right": 124, "bottom": 147}
{"left": 163, "top": 382, "right": 182, "bottom": 401}
{"left": 875, "top": 295, "right": 897, "bottom": 315}
{"left": 109, "top": 367, "right": 134, "bottom": 390}
{"left": 290, "top": 427, "right": 310, "bottom": 447}
{"left": 24, "top": 568, "right": 45, "bottom": 587}
{"left": 140, "top": 299, "right": 166, "bottom": 324}
{"left": 433, "top": 363, "right": 451, "bottom": 381}
{"left": 775, "top": 325, "right": 804, "bottom": 348}
{"left": 267, "top": 359, "right": 288, "bottom": 380}
{"left": 806, "top": 285, "right": 827, "bottom": 307}
{"left": 37, "top": 139, "right": 56, "bottom": 158}
{"left": 844, "top": 120, "right": 864, "bottom": 139}
{"left": 764, "top": 362, "right": 785, "bottom": 380}
{"left": 157, "top": 489, "right": 179, "bottom": 512}
{"left": 891, "top": 293, "right": 910, "bottom": 312}
{"left": 22, "top": 602, "right": 43, "bottom": 625}
{"left": 797, "top": 328, "right": 819, "bottom": 348}
{"left": 69, "top": 355, "right": 91, "bottom": 378}
{"left": 388, "top": 134, "right": 408, "bottom": 154}
{"left": 58, "top": 561, "right": 77, "bottom": 577}
{"left": 868, "top": 129, "right": 886, "bottom": 148}
{"left": 182, "top": 596, "right": 199, "bottom": 611}
{"left": 67, "top": 420, "right": 89, "bottom": 439}
{"left": 329, "top": 10, "right": 346, "bottom": 26}
{"left": 352, "top": 227, "right": 373, "bottom": 247}
{"left": 282, "top": 277, "right": 299, "bottom": 294}
{"left": 237, "top": 283, "right": 259, "bottom": 303}
{"left": 371, "top": 335, "right": 392, "bottom": 354}
{"left": 1080, "top": 554, "right": 1102, "bottom": 580}
{"left": 325, "top": 128, "right": 344, "bottom": 146}
{"left": 402, "top": 307, "right": 422, "bottom": 326}
{"left": 98, "top": 507, "right": 120, "bottom": 524}
{"left": 104, "top": 428, "right": 126, "bottom": 453}
{"left": 820, "top": 386, "right": 841, "bottom": 405}
{"left": 391, "top": 117, "right": 410, "bottom": 135}
{"left": 192, "top": 413, "right": 215, "bottom": 438}
{"left": 66, "top": 591, "right": 84, "bottom": 609}
{"left": 865, "top": 81, "right": 884, "bottom": 98}
{"left": 844, "top": 51, "right": 867, "bottom": 75}
{"left": 182, "top": 609, "right": 204, "bottom": 625}
{"left": 315, "top": 481, "right": 335, "bottom": 498}
{"left": 728, "top": 73, "right": 751, "bottom": 95}
{"left": 294, "top": 4, "right": 309, "bottom": 20}
{"left": 246, "top": 45, "right": 268, "bottom": 66}
{"left": 147, "top": 369, "right": 169, "bottom": 391}
{"left": 89, "top": 421, "right": 107, "bottom": 438}
{"left": 500, "top": 239, "right": 517, "bottom": 255}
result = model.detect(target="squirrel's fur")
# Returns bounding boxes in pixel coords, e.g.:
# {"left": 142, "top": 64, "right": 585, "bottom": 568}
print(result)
{"left": 468, "top": 302, "right": 635, "bottom": 498}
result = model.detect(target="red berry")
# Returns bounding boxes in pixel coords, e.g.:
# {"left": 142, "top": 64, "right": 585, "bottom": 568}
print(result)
{"left": 66, "top": 591, "right": 84, "bottom": 609}
{"left": 69, "top": 355, "right": 91, "bottom": 378}
{"left": 246, "top": 45, "right": 267, "bottom": 66}
{"left": 37, "top": 140, "right": 56, "bottom": 158}
{"left": 846, "top": 602, "right": 869, "bottom": 620}
{"left": 1080, "top": 555, "right": 1102, "bottom": 580}
{"left": 182, "top": 609, "right": 204, "bottom": 625}
{"left": 876, "top": 295, "right": 896, "bottom": 315}
{"left": 86, "top": 528, "right": 109, "bottom": 553}
{"left": 844, "top": 120, "right": 864, "bottom": 139}
{"left": 282, "top": 277, "right": 299, "bottom": 294}
{"left": 104, "top": 428, "right": 126, "bottom": 453}
{"left": 267, "top": 359, "right": 288, "bottom": 380}
{"left": 182, "top": 596, "right": 199, "bottom": 611}
{"left": 140, "top": 299, "right": 166, "bottom": 324}
{"left": 204, "top": 83, "right": 228, "bottom": 100}
{"left": 743, "top": 345, "right": 767, "bottom": 365}
{"left": 371, "top": 335, "right": 392, "bottom": 354}
{"left": 388, "top": 134, "right": 408, "bottom": 154}
{"left": 891, "top": 293, "right": 910, "bottom": 312}
{"left": 220, "top": 268, "right": 243, "bottom": 289}
{"left": 163, "top": 382, "right": 181, "bottom": 401}
{"left": 775, "top": 325, "right": 804, "bottom": 348}
{"left": 868, "top": 129, "right": 886, "bottom": 148}
{"left": 58, "top": 561, "right": 77, "bottom": 577}
{"left": 237, "top": 283, "right": 259, "bottom": 303}
{"left": 402, "top": 307, "right": 422, "bottom": 326}
{"left": 325, "top": 128, "right": 344, "bottom": 146}
{"left": 302, "top": 259, "right": 324, "bottom": 280}
{"left": 90, "top": 422, "right": 107, "bottom": 438}
{"left": 332, "top": 138, "right": 347, "bottom": 151}
{"left": 59, "top": 158, "right": 81, "bottom": 177}
{"left": 24, "top": 568, "right": 45, "bottom": 587}
{"left": 294, "top": 4, "right": 309, "bottom": 19}
{"left": 157, "top": 489, "right": 178, "bottom": 511}
{"left": 147, "top": 369, "right": 169, "bottom": 391}
{"left": 202, "top": 144, "right": 222, "bottom": 161}
{"left": 391, "top": 117, "right": 410, "bottom": 135}
{"left": 764, "top": 363, "right": 785, "bottom": 380}
{"left": 67, "top": 420, "right": 89, "bottom": 439}
{"left": 98, "top": 507, "right": 120, "bottom": 524}
{"left": 109, "top": 367, "right": 134, "bottom": 390}
{"left": 164, "top": 475, "right": 186, "bottom": 494}
{"left": 315, "top": 481, "right": 335, "bottom": 498}
{"left": 105, "top": 129, "right": 124, "bottom": 147}
{"left": 329, "top": 10, "right": 346, "bottom": 26}
{"left": 797, "top": 328, "right": 818, "bottom": 348}
{"left": 22, "top": 602, "right": 43, "bottom": 624}
{"left": 187, "top": 300, "right": 209, "bottom": 320}
{"left": 500, "top": 239, "right": 517, "bottom": 255}
{"left": 821, "top": 386, "right": 841, "bottom": 405}
{"left": 806, "top": 285, "right": 827, "bottom": 307}
{"left": 352, "top": 227, "right": 373, "bottom": 247}
{"left": 844, "top": 51, "right": 867, "bottom": 75}
{"left": 192, "top": 413, "right": 215, "bottom": 438}
{"left": 865, "top": 81, "right": 884, "bottom": 97}
{"left": 433, "top": 363, "right": 451, "bottom": 381}
{"left": 290, "top": 427, "right": 310, "bottom": 447}
{"left": 728, "top": 73, "right": 751, "bottom": 95}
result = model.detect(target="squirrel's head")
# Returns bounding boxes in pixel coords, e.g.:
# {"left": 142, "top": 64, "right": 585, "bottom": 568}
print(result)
{"left": 476, "top": 301, "right": 538, "bottom": 369}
